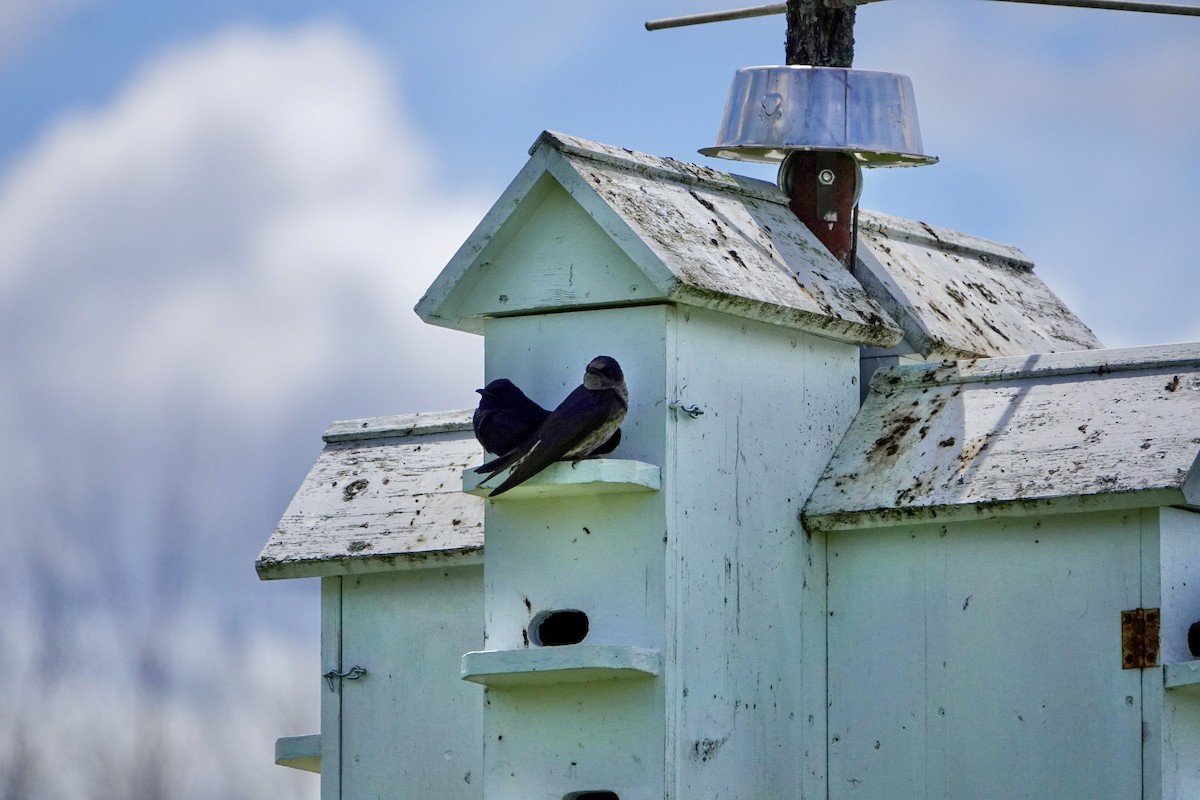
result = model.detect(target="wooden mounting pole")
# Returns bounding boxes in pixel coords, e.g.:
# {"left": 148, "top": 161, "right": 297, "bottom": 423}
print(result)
{"left": 784, "top": 152, "right": 860, "bottom": 267}
{"left": 783, "top": 0, "right": 860, "bottom": 267}
{"left": 785, "top": 0, "right": 855, "bottom": 67}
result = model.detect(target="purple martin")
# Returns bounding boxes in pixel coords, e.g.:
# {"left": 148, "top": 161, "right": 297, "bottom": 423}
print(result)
{"left": 474, "top": 356, "right": 628, "bottom": 497}
{"left": 472, "top": 378, "right": 621, "bottom": 458}
{"left": 473, "top": 379, "right": 550, "bottom": 456}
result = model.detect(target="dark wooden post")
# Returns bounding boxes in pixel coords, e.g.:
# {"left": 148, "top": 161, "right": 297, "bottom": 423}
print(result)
{"left": 785, "top": 0, "right": 855, "bottom": 67}
{"left": 784, "top": 0, "right": 859, "bottom": 267}
{"left": 783, "top": 151, "right": 859, "bottom": 267}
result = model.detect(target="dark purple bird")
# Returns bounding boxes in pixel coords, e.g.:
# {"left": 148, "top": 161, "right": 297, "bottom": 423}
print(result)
{"left": 472, "top": 378, "right": 621, "bottom": 458}
{"left": 473, "top": 379, "right": 550, "bottom": 457}
{"left": 474, "top": 356, "right": 628, "bottom": 497}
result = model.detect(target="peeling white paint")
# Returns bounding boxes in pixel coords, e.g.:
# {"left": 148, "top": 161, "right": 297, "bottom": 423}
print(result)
{"left": 855, "top": 209, "right": 1101, "bottom": 359}
{"left": 805, "top": 342, "right": 1200, "bottom": 530}
{"left": 417, "top": 130, "right": 904, "bottom": 347}
{"left": 256, "top": 412, "right": 484, "bottom": 579}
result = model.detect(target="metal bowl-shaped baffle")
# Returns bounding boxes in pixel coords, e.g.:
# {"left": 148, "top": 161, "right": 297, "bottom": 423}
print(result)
{"left": 699, "top": 66, "right": 938, "bottom": 167}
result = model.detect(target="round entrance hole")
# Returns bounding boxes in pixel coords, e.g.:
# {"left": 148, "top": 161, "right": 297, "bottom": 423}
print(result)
{"left": 530, "top": 609, "right": 589, "bottom": 646}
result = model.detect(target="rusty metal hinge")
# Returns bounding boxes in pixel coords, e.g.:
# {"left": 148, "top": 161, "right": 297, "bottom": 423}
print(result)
{"left": 1121, "top": 608, "right": 1160, "bottom": 669}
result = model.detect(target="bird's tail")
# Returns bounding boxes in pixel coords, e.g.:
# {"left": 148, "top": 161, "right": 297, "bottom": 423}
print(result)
{"left": 487, "top": 474, "right": 520, "bottom": 497}
{"left": 474, "top": 448, "right": 521, "bottom": 476}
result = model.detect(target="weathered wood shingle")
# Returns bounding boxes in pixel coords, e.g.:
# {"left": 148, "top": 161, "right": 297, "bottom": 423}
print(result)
{"left": 855, "top": 210, "right": 1101, "bottom": 359}
{"left": 804, "top": 343, "right": 1200, "bottom": 530}
{"left": 257, "top": 411, "right": 484, "bottom": 579}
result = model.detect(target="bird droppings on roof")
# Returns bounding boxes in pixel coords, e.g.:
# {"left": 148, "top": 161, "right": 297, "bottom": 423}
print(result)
{"left": 804, "top": 342, "right": 1200, "bottom": 531}
{"left": 854, "top": 210, "right": 1101, "bottom": 359}
{"left": 417, "top": 130, "right": 905, "bottom": 347}
{"left": 257, "top": 411, "right": 484, "bottom": 580}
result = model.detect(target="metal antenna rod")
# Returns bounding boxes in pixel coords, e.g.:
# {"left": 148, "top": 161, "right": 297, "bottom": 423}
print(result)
{"left": 646, "top": 0, "right": 1200, "bottom": 29}
{"left": 986, "top": 0, "right": 1200, "bottom": 15}
{"left": 645, "top": 2, "right": 786, "bottom": 30}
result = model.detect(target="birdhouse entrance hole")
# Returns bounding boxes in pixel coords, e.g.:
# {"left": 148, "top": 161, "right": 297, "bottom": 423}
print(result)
{"left": 564, "top": 792, "right": 618, "bottom": 800}
{"left": 531, "top": 609, "right": 589, "bottom": 646}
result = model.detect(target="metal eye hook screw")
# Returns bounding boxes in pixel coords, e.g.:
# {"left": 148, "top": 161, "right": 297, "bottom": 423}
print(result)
{"left": 323, "top": 665, "right": 367, "bottom": 692}
{"left": 670, "top": 402, "right": 705, "bottom": 419}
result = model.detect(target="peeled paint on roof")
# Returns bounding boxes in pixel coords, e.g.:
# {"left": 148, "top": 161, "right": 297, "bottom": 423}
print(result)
{"left": 804, "top": 342, "right": 1200, "bottom": 530}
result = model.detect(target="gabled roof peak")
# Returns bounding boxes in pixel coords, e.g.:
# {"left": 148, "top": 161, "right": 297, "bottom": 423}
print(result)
{"left": 417, "top": 130, "right": 904, "bottom": 346}
{"left": 528, "top": 130, "right": 786, "bottom": 206}
{"left": 418, "top": 130, "right": 1097, "bottom": 359}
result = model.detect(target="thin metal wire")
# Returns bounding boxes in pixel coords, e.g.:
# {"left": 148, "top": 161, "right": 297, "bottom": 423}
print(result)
{"left": 986, "top": 0, "right": 1200, "bottom": 15}
{"left": 645, "top": 0, "right": 1200, "bottom": 30}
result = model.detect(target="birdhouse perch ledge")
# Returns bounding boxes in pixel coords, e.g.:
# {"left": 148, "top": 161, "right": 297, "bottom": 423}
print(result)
{"left": 461, "top": 458, "right": 661, "bottom": 499}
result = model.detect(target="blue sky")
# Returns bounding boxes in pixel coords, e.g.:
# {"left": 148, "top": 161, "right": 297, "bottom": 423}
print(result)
{"left": 1, "top": 1, "right": 1198, "bottom": 797}
{"left": 6, "top": 0, "right": 1196, "bottom": 346}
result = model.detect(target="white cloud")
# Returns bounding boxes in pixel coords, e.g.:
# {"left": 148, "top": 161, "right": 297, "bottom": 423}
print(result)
{"left": 0, "top": 31, "right": 489, "bottom": 795}
{"left": 0, "top": 23, "right": 487, "bottom": 427}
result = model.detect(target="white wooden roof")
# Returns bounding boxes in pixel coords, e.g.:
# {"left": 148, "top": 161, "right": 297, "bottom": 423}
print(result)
{"left": 416, "top": 131, "right": 1095, "bottom": 358}
{"left": 416, "top": 131, "right": 905, "bottom": 348}
{"left": 264, "top": 133, "right": 1111, "bottom": 569}
{"left": 804, "top": 342, "right": 1200, "bottom": 531}
{"left": 256, "top": 411, "right": 484, "bottom": 580}
{"left": 855, "top": 210, "right": 1102, "bottom": 359}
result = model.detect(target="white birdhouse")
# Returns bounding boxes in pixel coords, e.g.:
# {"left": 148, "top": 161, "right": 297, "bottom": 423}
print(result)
{"left": 259, "top": 412, "right": 487, "bottom": 796}
{"left": 804, "top": 344, "right": 1200, "bottom": 800}
{"left": 414, "top": 130, "right": 908, "bottom": 800}
{"left": 256, "top": 131, "right": 1200, "bottom": 800}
